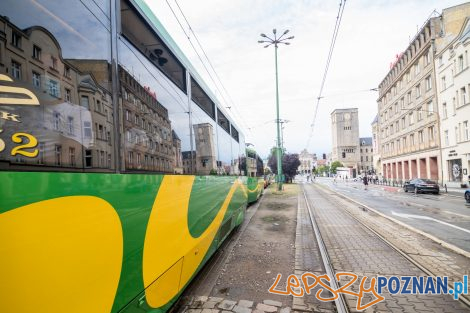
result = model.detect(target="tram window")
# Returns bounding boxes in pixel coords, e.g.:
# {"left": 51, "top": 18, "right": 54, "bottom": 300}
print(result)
{"left": 120, "top": 0, "right": 186, "bottom": 93}
{"left": 191, "top": 77, "right": 216, "bottom": 119}
{"left": 217, "top": 108, "right": 230, "bottom": 134}
{"left": 0, "top": 0, "right": 115, "bottom": 171}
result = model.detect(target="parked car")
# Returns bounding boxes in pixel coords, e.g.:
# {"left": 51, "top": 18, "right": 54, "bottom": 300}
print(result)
{"left": 403, "top": 178, "right": 440, "bottom": 194}
{"left": 465, "top": 189, "right": 470, "bottom": 203}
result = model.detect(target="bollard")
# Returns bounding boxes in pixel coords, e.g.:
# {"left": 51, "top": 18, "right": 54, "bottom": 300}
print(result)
{"left": 445, "top": 184, "right": 447, "bottom": 193}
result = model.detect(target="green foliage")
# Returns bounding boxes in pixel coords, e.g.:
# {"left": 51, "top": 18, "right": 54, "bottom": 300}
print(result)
{"left": 330, "top": 161, "right": 343, "bottom": 174}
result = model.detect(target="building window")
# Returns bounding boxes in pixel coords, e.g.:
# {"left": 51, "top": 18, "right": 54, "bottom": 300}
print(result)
{"left": 11, "top": 61, "right": 21, "bottom": 79}
{"left": 414, "top": 62, "right": 420, "bottom": 75}
{"left": 69, "top": 147, "right": 76, "bottom": 166}
{"left": 425, "top": 76, "right": 432, "bottom": 91}
{"left": 65, "top": 88, "right": 71, "bottom": 102}
{"left": 67, "top": 116, "right": 74, "bottom": 135}
{"left": 64, "top": 66, "right": 71, "bottom": 78}
{"left": 407, "top": 92, "right": 412, "bottom": 104}
{"left": 455, "top": 126, "right": 459, "bottom": 143}
{"left": 427, "top": 101, "right": 433, "bottom": 115}
{"left": 428, "top": 126, "right": 435, "bottom": 141}
{"left": 53, "top": 111, "right": 61, "bottom": 131}
{"left": 441, "top": 76, "right": 446, "bottom": 91}
{"left": 458, "top": 55, "right": 464, "bottom": 72}
{"left": 54, "top": 144, "right": 62, "bottom": 166}
{"left": 51, "top": 56, "right": 58, "bottom": 70}
{"left": 81, "top": 96, "right": 89, "bottom": 109}
{"left": 37, "top": 142, "right": 45, "bottom": 164}
{"left": 32, "top": 71, "right": 41, "bottom": 88}
{"left": 401, "top": 117, "right": 406, "bottom": 129}
{"left": 415, "top": 84, "right": 421, "bottom": 98}
{"left": 424, "top": 50, "right": 430, "bottom": 66}
{"left": 409, "top": 112, "right": 414, "bottom": 125}
{"left": 48, "top": 79, "right": 60, "bottom": 97}
{"left": 100, "top": 151, "right": 105, "bottom": 167}
{"left": 443, "top": 103, "right": 447, "bottom": 118}
{"left": 410, "top": 134, "right": 415, "bottom": 146}
{"left": 444, "top": 130, "right": 449, "bottom": 146}
{"left": 461, "top": 87, "right": 467, "bottom": 105}
{"left": 128, "top": 151, "right": 134, "bottom": 166}
{"left": 417, "top": 107, "right": 423, "bottom": 121}
{"left": 85, "top": 149, "right": 92, "bottom": 167}
{"left": 418, "top": 130, "right": 424, "bottom": 143}
{"left": 439, "top": 56, "right": 443, "bottom": 66}
{"left": 32, "top": 45, "right": 41, "bottom": 60}
{"left": 83, "top": 121, "right": 92, "bottom": 139}
{"left": 11, "top": 32, "right": 21, "bottom": 49}
{"left": 464, "top": 121, "right": 469, "bottom": 141}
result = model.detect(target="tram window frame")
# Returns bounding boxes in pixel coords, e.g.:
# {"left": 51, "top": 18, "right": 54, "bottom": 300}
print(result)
{"left": 217, "top": 108, "right": 230, "bottom": 134}
{"left": 120, "top": 0, "right": 187, "bottom": 94}
{"left": 191, "top": 77, "right": 216, "bottom": 120}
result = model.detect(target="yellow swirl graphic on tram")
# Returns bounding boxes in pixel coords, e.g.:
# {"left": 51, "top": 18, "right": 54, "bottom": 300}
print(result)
{"left": 143, "top": 176, "right": 241, "bottom": 308}
{"left": 0, "top": 196, "right": 123, "bottom": 313}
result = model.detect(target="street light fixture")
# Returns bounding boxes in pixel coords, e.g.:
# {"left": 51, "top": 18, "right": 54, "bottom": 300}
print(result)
{"left": 259, "top": 29, "right": 294, "bottom": 191}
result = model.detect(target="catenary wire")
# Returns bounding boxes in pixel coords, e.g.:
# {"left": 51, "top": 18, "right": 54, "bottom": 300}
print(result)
{"left": 167, "top": 0, "right": 252, "bottom": 135}
{"left": 306, "top": 0, "right": 347, "bottom": 149}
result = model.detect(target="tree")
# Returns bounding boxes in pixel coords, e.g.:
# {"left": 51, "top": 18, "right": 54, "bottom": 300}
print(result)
{"left": 315, "top": 165, "right": 330, "bottom": 176}
{"left": 268, "top": 152, "right": 300, "bottom": 183}
{"left": 330, "top": 161, "right": 343, "bottom": 174}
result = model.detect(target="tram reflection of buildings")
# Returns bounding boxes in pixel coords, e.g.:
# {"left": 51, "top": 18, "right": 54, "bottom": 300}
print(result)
{"left": 0, "top": 16, "right": 183, "bottom": 173}
{"left": 0, "top": 16, "right": 114, "bottom": 170}
{"left": 182, "top": 123, "right": 217, "bottom": 175}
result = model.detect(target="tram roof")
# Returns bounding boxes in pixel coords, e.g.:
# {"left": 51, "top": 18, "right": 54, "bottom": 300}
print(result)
{"left": 131, "top": 0, "right": 239, "bottom": 130}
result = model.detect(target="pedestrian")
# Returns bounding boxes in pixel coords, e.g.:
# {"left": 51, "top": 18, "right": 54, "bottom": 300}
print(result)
{"left": 363, "top": 175, "right": 369, "bottom": 190}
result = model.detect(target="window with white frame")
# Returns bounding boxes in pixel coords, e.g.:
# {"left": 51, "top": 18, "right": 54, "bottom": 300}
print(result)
{"left": 444, "top": 130, "right": 449, "bottom": 146}
{"left": 53, "top": 111, "right": 60, "bottom": 131}
{"left": 464, "top": 121, "right": 469, "bottom": 141}
{"left": 48, "top": 79, "right": 59, "bottom": 97}
{"left": 11, "top": 60, "right": 21, "bottom": 79}
{"left": 418, "top": 130, "right": 424, "bottom": 143}
{"left": 427, "top": 101, "right": 433, "bottom": 115}
{"left": 441, "top": 76, "right": 446, "bottom": 90}
{"left": 67, "top": 116, "right": 74, "bottom": 135}
{"left": 415, "top": 84, "right": 421, "bottom": 98}
{"left": 33, "top": 45, "right": 41, "bottom": 61}
{"left": 461, "top": 86, "right": 467, "bottom": 105}
{"left": 443, "top": 103, "right": 447, "bottom": 118}
{"left": 458, "top": 55, "right": 464, "bottom": 72}
{"left": 417, "top": 106, "right": 423, "bottom": 121}
{"left": 32, "top": 71, "right": 41, "bottom": 88}
{"left": 425, "top": 76, "right": 432, "bottom": 91}
{"left": 428, "top": 126, "right": 435, "bottom": 141}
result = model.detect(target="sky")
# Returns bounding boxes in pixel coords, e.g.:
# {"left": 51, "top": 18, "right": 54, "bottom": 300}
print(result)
{"left": 145, "top": 0, "right": 467, "bottom": 159}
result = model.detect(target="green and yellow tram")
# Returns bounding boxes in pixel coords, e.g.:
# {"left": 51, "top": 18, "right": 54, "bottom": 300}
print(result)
{"left": 0, "top": 1, "right": 264, "bottom": 312}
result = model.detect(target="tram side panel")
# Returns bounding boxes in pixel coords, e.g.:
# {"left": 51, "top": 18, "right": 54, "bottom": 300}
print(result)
{"left": 0, "top": 0, "right": 249, "bottom": 312}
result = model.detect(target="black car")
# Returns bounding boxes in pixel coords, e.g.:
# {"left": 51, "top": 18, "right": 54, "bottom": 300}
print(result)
{"left": 465, "top": 189, "right": 470, "bottom": 204}
{"left": 403, "top": 178, "right": 440, "bottom": 194}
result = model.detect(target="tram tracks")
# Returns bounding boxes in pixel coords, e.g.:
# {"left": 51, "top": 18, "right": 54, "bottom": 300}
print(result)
{"left": 300, "top": 182, "right": 470, "bottom": 313}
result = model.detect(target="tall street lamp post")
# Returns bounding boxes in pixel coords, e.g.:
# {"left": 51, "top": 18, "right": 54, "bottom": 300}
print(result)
{"left": 259, "top": 29, "right": 294, "bottom": 191}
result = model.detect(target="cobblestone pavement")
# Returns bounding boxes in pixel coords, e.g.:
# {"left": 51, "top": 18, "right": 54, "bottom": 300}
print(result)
{"left": 303, "top": 183, "right": 470, "bottom": 313}
{"left": 177, "top": 185, "right": 301, "bottom": 313}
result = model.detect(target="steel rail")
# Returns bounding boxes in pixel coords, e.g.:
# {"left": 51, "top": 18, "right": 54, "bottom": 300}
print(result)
{"left": 301, "top": 184, "right": 349, "bottom": 313}
{"left": 312, "top": 182, "right": 470, "bottom": 310}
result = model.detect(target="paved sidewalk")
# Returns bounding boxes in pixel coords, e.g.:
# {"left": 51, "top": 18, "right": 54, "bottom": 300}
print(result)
{"left": 177, "top": 184, "right": 300, "bottom": 313}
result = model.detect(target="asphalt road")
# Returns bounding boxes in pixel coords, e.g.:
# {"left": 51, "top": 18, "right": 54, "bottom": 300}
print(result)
{"left": 300, "top": 176, "right": 470, "bottom": 254}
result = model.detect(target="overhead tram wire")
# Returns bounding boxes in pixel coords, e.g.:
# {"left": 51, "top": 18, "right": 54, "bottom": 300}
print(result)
{"left": 173, "top": 0, "right": 251, "bottom": 135}
{"left": 166, "top": 0, "right": 252, "bottom": 134}
{"left": 306, "top": 0, "right": 347, "bottom": 149}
